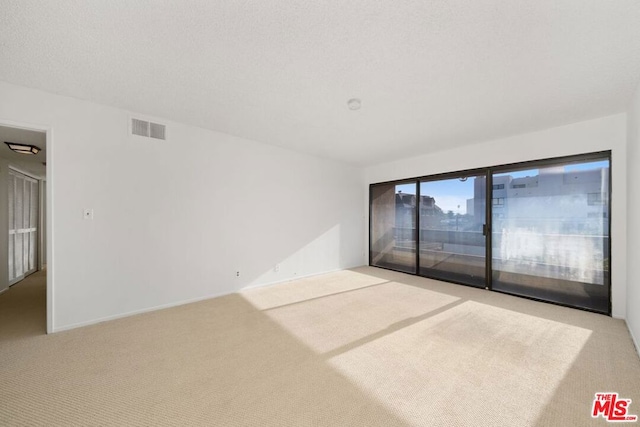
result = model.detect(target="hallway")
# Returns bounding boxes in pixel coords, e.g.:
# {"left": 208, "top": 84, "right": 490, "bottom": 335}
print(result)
{"left": 0, "top": 270, "right": 46, "bottom": 340}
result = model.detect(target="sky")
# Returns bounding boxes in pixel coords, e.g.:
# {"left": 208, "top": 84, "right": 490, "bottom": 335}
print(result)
{"left": 395, "top": 160, "right": 609, "bottom": 214}
{"left": 396, "top": 178, "right": 475, "bottom": 214}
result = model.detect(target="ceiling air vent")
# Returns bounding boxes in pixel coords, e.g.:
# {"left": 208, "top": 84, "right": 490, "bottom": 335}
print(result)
{"left": 131, "top": 118, "right": 166, "bottom": 140}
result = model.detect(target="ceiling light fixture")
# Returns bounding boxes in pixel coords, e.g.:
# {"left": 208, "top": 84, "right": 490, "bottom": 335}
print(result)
{"left": 347, "top": 98, "right": 361, "bottom": 110}
{"left": 4, "top": 141, "right": 41, "bottom": 155}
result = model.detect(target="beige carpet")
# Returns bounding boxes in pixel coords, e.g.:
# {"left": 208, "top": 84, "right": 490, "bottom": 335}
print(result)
{"left": 0, "top": 267, "right": 639, "bottom": 426}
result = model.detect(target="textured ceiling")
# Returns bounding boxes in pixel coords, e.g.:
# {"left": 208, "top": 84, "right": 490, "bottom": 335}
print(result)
{"left": 1, "top": 1, "right": 640, "bottom": 166}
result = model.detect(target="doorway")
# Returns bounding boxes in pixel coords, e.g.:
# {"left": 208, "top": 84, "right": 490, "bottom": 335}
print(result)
{"left": 0, "top": 123, "right": 49, "bottom": 333}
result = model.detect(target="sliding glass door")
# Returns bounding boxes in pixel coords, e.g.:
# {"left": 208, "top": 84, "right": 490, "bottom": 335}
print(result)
{"left": 370, "top": 181, "right": 417, "bottom": 274}
{"left": 369, "top": 151, "right": 612, "bottom": 314}
{"left": 419, "top": 174, "right": 487, "bottom": 287}
{"left": 491, "top": 158, "right": 610, "bottom": 312}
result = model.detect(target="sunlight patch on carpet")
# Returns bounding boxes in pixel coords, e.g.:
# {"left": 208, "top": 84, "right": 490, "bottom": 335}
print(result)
{"left": 242, "top": 270, "right": 390, "bottom": 311}
{"left": 327, "top": 300, "right": 592, "bottom": 426}
{"left": 254, "top": 281, "right": 459, "bottom": 353}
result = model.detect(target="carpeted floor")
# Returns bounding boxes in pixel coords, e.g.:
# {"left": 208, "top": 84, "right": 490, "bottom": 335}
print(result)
{"left": 0, "top": 267, "right": 638, "bottom": 426}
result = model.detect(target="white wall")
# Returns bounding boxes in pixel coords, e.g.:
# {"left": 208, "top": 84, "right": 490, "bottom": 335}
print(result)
{"left": 365, "top": 114, "right": 628, "bottom": 318}
{"left": 627, "top": 83, "right": 640, "bottom": 350}
{"left": 0, "top": 81, "right": 365, "bottom": 332}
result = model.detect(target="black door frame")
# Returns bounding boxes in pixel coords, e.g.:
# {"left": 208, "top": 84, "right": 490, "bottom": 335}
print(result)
{"left": 368, "top": 150, "right": 612, "bottom": 315}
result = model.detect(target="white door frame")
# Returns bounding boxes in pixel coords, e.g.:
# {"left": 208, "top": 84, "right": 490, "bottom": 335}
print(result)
{"left": 39, "top": 178, "right": 46, "bottom": 271}
{"left": 0, "top": 118, "right": 52, "bottom": 334}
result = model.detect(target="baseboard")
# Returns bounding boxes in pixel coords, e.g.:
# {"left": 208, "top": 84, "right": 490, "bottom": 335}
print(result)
{"left": 241, "top": 266, "right": 347, "bottom": 291}
{"left": 52, "top": 288, "right": 235, "bottom": 333}
{"left": 52, "top": 265, "right": 365, "bottom": 333}
{"left": 0, "top": 287, "right": 8, "bottom": 296}
{"left": 627, "top": 321, "right": 640, "bottom": 358}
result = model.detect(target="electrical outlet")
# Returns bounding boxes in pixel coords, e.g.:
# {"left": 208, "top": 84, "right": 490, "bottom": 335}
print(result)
{"left": 83, "top": 208, "right": 94, "bottom": 220}
{"left": 274, "top": 264, "right": 280, "bottom": 272}
{"left": 236, "top": 271, "right": 240, "bottom": 277}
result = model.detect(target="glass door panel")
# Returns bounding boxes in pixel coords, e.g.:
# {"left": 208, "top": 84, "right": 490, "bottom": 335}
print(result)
{"left": 419, "top": 175, "right": 486, "bottom": 287}
{"left": 370, "top": 181, "right": 417, "bottom": 274}
{"left": 491, "top": 159, "right": 610, "bottom": 313}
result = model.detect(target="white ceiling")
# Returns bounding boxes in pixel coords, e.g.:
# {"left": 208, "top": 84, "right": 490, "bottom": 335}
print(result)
{"left": 0, "top": 125, "right": 46, "bottom": 177}
{"left": 1, "top": 1, "right": 640, "bottom": 166}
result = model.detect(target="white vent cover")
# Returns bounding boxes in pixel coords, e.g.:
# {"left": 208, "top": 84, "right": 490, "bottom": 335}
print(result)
{"left": 149, "top": 122, "right": 165, "bottom": 140}
{"left": 131, "top": 118, "right": 166, "bottom": 140}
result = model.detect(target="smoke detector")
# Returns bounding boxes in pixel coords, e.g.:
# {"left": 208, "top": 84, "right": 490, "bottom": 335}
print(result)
{"left": 347, "top": 98, "right": 361, "bottom": 110}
